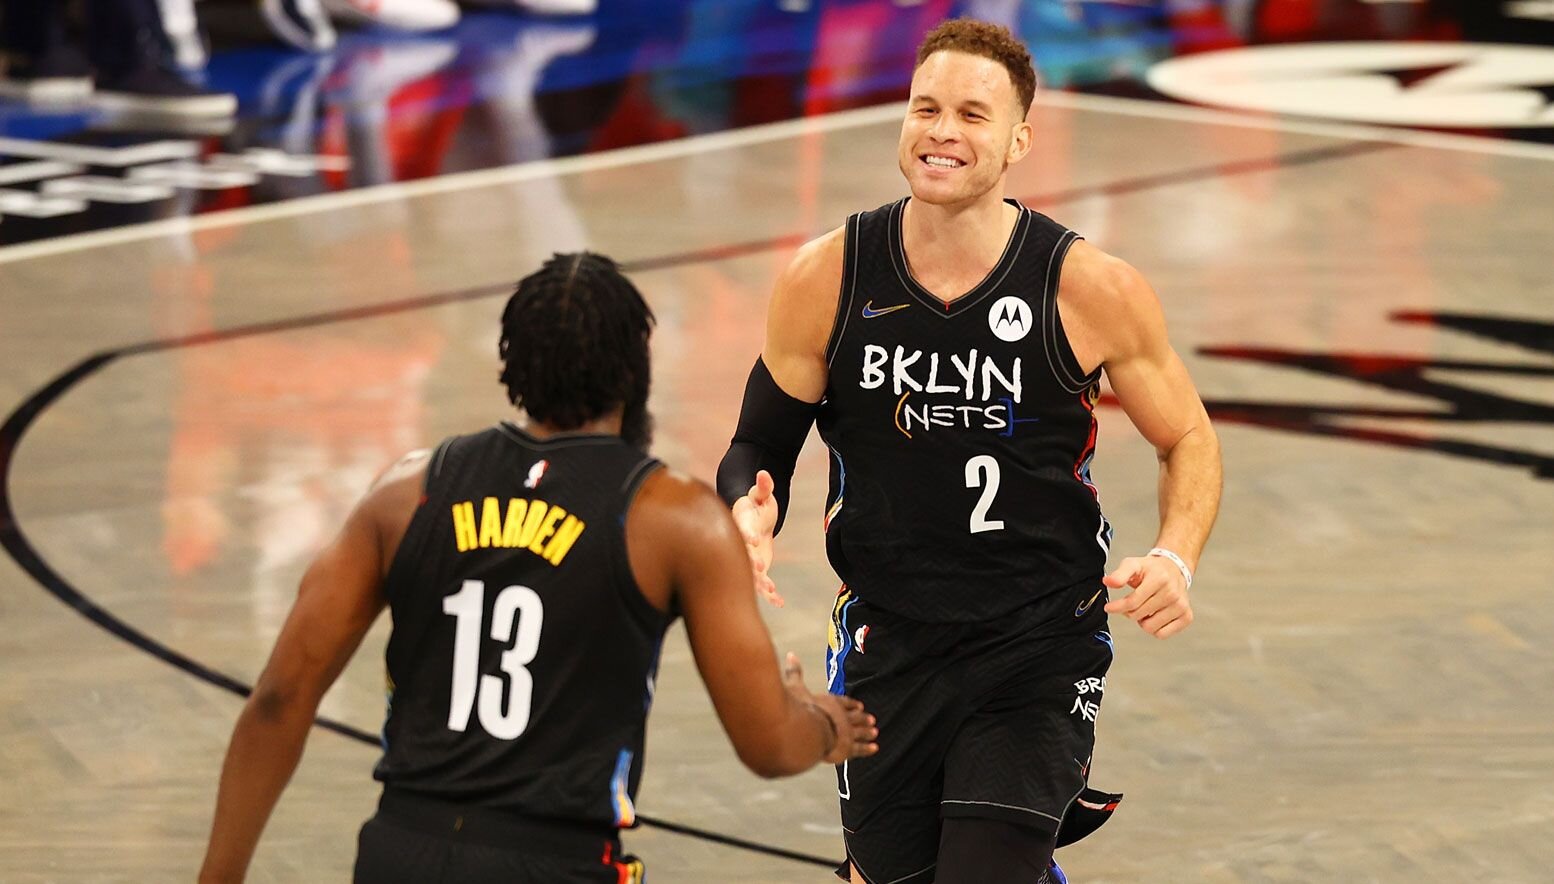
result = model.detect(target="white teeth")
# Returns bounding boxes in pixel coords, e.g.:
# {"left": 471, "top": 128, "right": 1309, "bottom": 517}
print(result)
{"left": 924, "top": 155, "right": 963, "bottom": 168}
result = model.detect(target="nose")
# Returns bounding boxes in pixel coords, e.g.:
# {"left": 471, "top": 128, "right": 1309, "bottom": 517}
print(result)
{"left": 927, "top": 113, "right": 959, "bottom": 142}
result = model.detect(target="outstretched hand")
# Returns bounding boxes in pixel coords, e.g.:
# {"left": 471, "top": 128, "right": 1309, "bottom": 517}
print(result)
{"left": 732, "top": 470, "right": 782, "bottom": 607}
{"left": 1102, "top": 555, "right": 1194, "bottom": 639}
{"left": 783, "top": 653, "right": 877, "bottom": 764}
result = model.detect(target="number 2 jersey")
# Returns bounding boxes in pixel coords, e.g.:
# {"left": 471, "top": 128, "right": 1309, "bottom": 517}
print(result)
{"left": 371, "top": 423, "right": 671, "bottom": 828}
{"left": 817, "top": 198, "right": 1111, "bottom": 624}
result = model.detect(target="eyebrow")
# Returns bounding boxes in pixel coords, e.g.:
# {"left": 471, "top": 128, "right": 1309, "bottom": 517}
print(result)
{"left": 909, "top": 94, "right": 996, "bottom": 115}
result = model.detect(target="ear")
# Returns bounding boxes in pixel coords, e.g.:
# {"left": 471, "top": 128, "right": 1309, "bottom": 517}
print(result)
{"left": 1007, "top": 119, "right": 1033, "bottom": 164}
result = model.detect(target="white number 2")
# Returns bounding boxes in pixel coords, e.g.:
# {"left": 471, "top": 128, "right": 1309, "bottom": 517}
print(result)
{"left": 965, "top": 455, "right": 1005, "bottom": 534}
{"left": 442, "top": 580, "right": 544, "bottom": 740}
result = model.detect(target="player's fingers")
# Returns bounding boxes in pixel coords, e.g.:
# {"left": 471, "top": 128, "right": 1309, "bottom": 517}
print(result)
{"left": 1148, "top": 607, "right": 1194, "bottom": 639}
{"left": 1162, "top": 609, "right": 1193, "bottom": 636}
{"left": 759, "top": 579, "right": 785, "bottom": 608}
{"left": 1127, "top": 581, "right": 1177, "bottom": 621}
{"left": 847, "top": 710, "right": 876, "bottom": 736}
{"left": 783, "top": 652, "right": 803, "bottom": 681}
{"left": 1104, "top": 581, "right": 1151, "bottom": 615}
{"left": 751, "top": 470, "right": 775, "bottom": 501}
{"left": 1102, "top": 558, "right": 1144, "bottom": 590}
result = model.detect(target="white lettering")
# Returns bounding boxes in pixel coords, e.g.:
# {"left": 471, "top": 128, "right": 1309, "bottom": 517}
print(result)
{"left": 127, "top": 161, "right": 259, "bottom": 190}
{"left": 892, "top": 346, "right": 923, "bottom": 395}
{"left": 925, "top": 353, "right": 959, "bottom": 394}
{"left": 1069, "top": 696, "right": 1100, "bottom": 722}
{"left": 950, "top": 350, "right": 978, "bottom": 400}
{"left": 209, "top": 147, "right": 350, "bottom": 177}
{"left": 861, "top": 344, "right": 888, "bottom": 390}
{"left": 42, "top": 175, "right": 172, "bottom": 204}
{"left": 1074, "top": 676, "right": 1107, "bottom": 695}
{"left": 0, "top": 188, "right": 85, "bottom": 218}
{"left": 0, "top": 140, "right": 353, "bottom": 222}
{"left": 982, "top": 405, "right": 1008, "bottom": 431}
{"left": 982, "top": 356, "right": 1022, "bottom": 404}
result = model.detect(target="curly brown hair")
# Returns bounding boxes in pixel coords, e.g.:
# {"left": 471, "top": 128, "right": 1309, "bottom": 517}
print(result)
{"left": 915, "top": 19, "right": 1037, "bottom": 117}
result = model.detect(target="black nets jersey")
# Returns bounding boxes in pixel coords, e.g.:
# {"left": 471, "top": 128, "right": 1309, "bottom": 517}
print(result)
{"left": 817, "top": 198, "right": 1111, "bottom": 623}
{"left": 371, "top": 423, "right": 671, "bottom": 828}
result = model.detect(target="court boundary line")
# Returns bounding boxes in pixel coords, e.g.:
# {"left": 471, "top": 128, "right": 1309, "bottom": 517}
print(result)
{"left": 0, "top": 137, "right": 1403, "bottom": 872}
{"left": 1, "top": 90, "right": 1550, "bottom": 266}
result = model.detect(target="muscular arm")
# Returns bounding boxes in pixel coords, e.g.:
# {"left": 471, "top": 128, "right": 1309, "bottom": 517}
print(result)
{"left": 628, "top": 470, "right": 875, "bottom": 777}
{"left": 199, "top": 452, "right": 427, "bottom": 882}
{"left": 761, "top": 228, "right": 846, "bottom": 403}
{"left": 1061, "top": 242, "right": 1222, "bottom": 637}
{"left": 717, "top": 230, "right": 846, "bottom": 601}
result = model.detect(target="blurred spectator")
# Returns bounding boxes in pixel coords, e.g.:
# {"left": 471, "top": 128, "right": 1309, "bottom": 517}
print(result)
{"left": 261, "top": 0, "right": 336, "bottom": 52}
{"left": 0, "top": 0, "right": 236, "bottom": 117}
{"left": 319, "top": 0, "right": 461, "bottom": 33}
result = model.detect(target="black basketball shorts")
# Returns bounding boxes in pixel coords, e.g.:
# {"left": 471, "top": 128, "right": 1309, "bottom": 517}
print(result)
{"left": 824, "top": 586, "right": 1114, "bottom": 884}
{"left": 353, "top": 789, "right": 645, "bottom": 884}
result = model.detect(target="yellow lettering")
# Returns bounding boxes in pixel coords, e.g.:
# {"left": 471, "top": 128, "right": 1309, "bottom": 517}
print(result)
{"left": 500, "top": 498, "right": 529, "bottom": 547}
{"left": 516, "top": 500, "right": 549, "bottom": 548}
{"left": 479, "top": 497, "right": 504, "bottom": 548}
{"left": 452, "top": 501, "right": 478, "bottom": 552}
{"left": 543, "top": 515, "right": 586, "bottom": 565}
{"left": 528, "top": 505, "right": 568, "bottom": 555}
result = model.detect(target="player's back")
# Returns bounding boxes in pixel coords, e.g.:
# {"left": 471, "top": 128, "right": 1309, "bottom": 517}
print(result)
{"left": 372, "top": 423, "right": 668, "bottom": 828}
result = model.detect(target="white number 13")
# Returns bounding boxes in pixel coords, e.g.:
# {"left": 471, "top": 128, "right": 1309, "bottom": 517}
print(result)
{"left": 442, "top": 579, "right": 544, "bottom": 740}
{"left": 965, "top": 455, "right": 1005, "bottom": 534}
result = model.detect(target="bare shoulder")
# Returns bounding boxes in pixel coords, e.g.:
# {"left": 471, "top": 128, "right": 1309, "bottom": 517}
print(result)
{"left": 374, "top": 449, "right": 432, "bottom": 490}
{"left": 1059, "top": 240, "right": 1166, "bottom": 364}
{"left": 364, "top": 449, "right": 431, "bottom": 507}
{"left": 632, "top": 466, "right": 741, "bottom": 549}
{"left": 764, "top": 226, "right": 849, "bottom": 399}
{"left": 780, "top": 225, "right": 847, "bottom": 293}
{"left": 769, "top": 226, "right": 847, "bottom": 336}
{"left": 356, "top": 449, "right": 432, "bottom": 566}
{"left": 1061, "top": 240, "right": 1155, "bottom": 310}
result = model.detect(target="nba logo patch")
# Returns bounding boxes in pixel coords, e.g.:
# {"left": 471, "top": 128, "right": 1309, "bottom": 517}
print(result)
{"left": 853, "top": 624, "right": 870, "bottom": 653}
{"left": 524, "top": 459, "right": 549, "bottom": 489}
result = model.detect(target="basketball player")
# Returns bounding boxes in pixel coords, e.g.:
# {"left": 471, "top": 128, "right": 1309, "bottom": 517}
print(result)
{"left": 199, "top": 253, "right": 878, "bottom": 884}
{"left": 718, "top": 20, "right": 1222, "bottom": 884}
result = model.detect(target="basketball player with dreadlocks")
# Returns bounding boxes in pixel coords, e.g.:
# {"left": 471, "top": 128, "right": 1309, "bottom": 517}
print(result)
{"left": 718, "top": 20, "right": 1222, "bottom": 884}
{"left": 200, "top": 253, "right": 878, "bottom": 884}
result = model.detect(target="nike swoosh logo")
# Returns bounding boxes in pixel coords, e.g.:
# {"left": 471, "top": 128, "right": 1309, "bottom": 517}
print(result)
{"left": 1075, "top": 588, "right": 1104, "bottom": 617}
{"left": 860, "top": 300, "right": 910, "bottom": 319}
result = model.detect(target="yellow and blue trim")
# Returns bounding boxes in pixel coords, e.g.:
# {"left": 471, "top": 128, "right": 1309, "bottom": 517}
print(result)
{"left": 609, "top": 748, "right": 636, "bottom": 827}
{"left": 825, "top": 586, "right": 860, "bottom": 695}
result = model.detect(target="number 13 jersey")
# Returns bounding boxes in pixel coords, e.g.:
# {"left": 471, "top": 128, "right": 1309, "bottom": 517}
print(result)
{"left": 817, "top": 198, "right": 1110, "bottom": 623}
{"left": 372, "top": 423, "right": 669, "bottom": 828}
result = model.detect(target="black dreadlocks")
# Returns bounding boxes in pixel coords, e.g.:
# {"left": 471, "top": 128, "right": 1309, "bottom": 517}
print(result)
{"left": 498, "top": 252, "right": 655, "bottom": 449}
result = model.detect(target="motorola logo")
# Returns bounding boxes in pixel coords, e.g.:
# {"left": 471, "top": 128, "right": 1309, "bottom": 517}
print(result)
{"left": 988, "top": 296, "right": 1032, "bottom": 343}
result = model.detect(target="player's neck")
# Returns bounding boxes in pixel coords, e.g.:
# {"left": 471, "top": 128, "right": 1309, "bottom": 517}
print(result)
{"left": 901, "top": 192, "right": 1018, "bottom": 281}
{"left": 514, "top": 409, "right": 624, "bottom": 440}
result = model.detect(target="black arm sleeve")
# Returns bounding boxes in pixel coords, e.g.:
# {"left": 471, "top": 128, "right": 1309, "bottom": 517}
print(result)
{"left": 715, "top": 357, "right": 821, "bottom": 536}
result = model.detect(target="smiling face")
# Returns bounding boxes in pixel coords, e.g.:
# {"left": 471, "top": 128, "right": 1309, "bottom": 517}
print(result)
{"left": 898, "top": 50, "right": 1033, "bottom": 209}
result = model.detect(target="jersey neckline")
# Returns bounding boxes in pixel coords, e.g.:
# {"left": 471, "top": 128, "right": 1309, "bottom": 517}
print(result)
{"left": 497, "top": 421, "right": 624, "bottom": 448}
{"left": 888, "top": 197, "right": 1030, "bottom": 318}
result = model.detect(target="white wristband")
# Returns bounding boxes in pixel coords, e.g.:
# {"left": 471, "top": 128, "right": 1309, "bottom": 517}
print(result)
{"left": 1147, "top": 548, "right": 1193, "bottom": 590}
